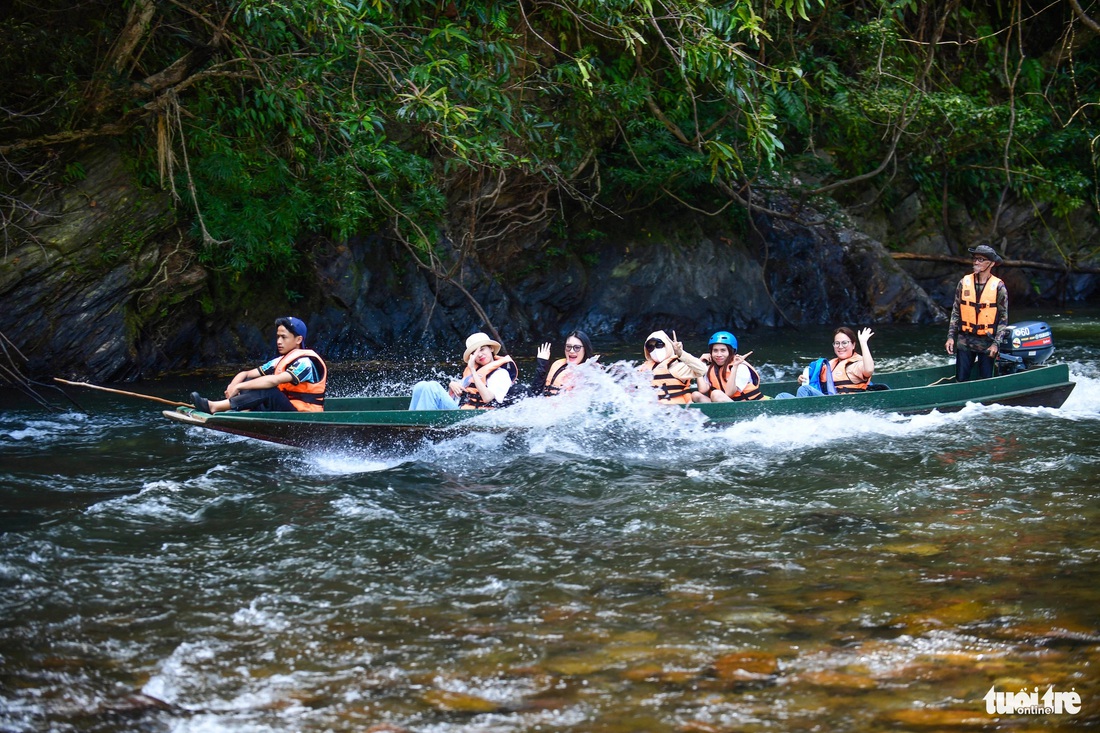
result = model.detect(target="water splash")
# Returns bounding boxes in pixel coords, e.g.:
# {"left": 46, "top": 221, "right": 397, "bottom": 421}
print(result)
{"left": 302, "top": 359, "right": 1100, "bottom": 474}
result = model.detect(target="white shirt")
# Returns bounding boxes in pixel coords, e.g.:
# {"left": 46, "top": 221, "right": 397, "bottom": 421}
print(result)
{"left": 485, "top": 368, "right": 513, "bottom": 401}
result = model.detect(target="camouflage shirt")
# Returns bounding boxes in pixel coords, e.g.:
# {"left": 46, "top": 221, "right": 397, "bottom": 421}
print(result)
{"left": 946, "top": 275, "right": 1009, "bottom": 352}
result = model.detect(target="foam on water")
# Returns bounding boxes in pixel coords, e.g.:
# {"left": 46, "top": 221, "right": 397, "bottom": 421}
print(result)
{"left": 0, "top": 411, "right": 89, "bottom": 442}
{"left": 302, "top": 359, "right": 1100, "bottom": 474}
{"left": 330, "top": 495, "right": 402, "bottom": 521}
{"left": 1060, "top": 369, "right": 1100, "bottom": 415}
{"left": 306, "top": 450, "right": 400, "bottom": 475}
{"left": 232, "top": 595, "right": 292, "bottom": 632}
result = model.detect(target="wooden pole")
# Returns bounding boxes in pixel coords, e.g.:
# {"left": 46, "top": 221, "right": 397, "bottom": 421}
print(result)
{"left": 53, "top": 378, "right": 192, "bottom": 407}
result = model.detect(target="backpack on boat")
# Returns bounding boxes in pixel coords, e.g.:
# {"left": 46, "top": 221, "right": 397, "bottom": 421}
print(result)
{"left": 806, "top": 358, "right": 837, "bottom": 396}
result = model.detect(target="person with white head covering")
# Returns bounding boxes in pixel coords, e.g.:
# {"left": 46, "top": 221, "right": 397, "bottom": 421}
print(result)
{"left": 636, "top": 329, "right": 707, "bottom": 404}
{"left": 408, "top": 332, "right": 519, "bottom": 410}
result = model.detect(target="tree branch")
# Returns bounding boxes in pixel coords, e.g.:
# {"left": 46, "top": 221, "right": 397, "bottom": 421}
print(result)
{"left": 87, "top": 0, "right": 158, "bottom": 114}
{"left": 1069, "top": 0, "right": 1100, "bottom": 33}
{"left": 891, "top": 251, "right": 1100, "bottom": 274}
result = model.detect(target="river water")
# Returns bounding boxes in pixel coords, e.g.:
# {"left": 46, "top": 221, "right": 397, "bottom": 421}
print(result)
{"left": 2, "top": 313, "right": 1099, "bottom": 732}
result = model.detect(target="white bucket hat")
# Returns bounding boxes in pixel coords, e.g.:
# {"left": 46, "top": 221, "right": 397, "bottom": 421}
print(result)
{"left": 463, "top": 332, "right": 501, "bottom": 361}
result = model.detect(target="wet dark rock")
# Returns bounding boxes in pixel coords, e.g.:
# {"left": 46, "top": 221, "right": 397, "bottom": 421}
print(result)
{"left": 420, "top": 688, "right": 503, "bottom": 713}
{"left": 756, "top": 206, "right": 943, "bottom": 325}
{"left": 4, "top": 147, "right": 182, "bottom": 381}
{"left": 879, "top": 707, "right": 992, "bottom": 728}
{"left": 4, "top": 150, "right": 1091, "bottom": 381}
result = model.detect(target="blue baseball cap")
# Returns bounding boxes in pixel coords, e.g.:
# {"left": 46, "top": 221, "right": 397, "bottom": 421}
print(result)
{"left": 276, "top": 316, "right": 308, "bottom": 344}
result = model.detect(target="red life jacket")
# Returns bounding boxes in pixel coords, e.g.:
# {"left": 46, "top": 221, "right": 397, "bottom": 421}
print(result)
{"left": 274, "top": 349, "right": 327, "bottom": 412}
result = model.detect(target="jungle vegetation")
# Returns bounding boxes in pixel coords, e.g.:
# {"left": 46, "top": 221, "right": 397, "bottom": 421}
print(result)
{"left": 2, "top": 0, "right": 1099, "bottom": 288}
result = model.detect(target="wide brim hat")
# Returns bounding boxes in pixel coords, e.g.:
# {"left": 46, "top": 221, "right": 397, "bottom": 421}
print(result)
{"left": 463, "top": 332, "right": 501, "bottom": 361}
{"left": 968, "top": 244, "right": 1003, "bottom": 264}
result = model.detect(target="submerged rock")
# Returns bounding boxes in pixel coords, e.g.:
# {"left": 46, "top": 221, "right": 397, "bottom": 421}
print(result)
{"left": 420, "top": 689, "right": 503, "bottom": 713}
{"left": 713, "top": 650, "right": 780, "bottom": 680}
{"left": 880, "top": 707, "right": 992, "bottom": 728}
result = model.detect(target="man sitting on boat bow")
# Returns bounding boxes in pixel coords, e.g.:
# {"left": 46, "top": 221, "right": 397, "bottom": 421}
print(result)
{"left": 190, "top": 317, "right": 327, "bottom": 414}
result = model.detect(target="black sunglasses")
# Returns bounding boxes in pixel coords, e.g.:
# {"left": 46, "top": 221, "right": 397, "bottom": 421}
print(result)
{"left": 646, "top": 339, "right": 665, "bottom": 350}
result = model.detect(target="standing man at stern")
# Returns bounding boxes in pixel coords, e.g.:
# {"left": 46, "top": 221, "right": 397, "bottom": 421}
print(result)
{"left": 945, "top": 244, "right": 1009, "bottom": 383}
{"left": 191, "top": 316, "right": 327, "bottom": 413}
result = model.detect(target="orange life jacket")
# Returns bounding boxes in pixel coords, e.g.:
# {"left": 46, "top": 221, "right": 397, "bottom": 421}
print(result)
{"left": 708, "top": 361, "right": 764, "bottom": 401}
{"left": 642, "top": 359, "right": 695, "bottom": 404}
{"left": 959, "top": 273, "right": 1003, "bottom": 337}
{"left": 274, "top": 349, "right": 327, "bottom": 412}
{"left": 460, "top": 356, "right": 519, "bottom": 409}
{"left": 544, "top": 358, "right": 572, "bottom": 396}
{"left": 823, "top": 355, "right": 868, "bottom": 394}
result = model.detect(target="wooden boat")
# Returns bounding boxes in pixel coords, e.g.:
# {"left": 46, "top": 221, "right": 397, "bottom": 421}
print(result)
{"left": 695, "top": 363, "right": 1074, "bottom": 424}
{"left": 162, "top": 363, "right": 1076, "bottom": 451}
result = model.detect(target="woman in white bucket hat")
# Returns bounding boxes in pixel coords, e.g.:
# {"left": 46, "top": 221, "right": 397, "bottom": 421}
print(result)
{"left": 408, "top": 332, "right": 519, "bottom": 410}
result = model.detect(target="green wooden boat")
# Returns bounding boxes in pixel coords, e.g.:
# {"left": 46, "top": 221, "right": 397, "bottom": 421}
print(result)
{"left": 162, "top": 363, "right": 1076, "bottom": 451}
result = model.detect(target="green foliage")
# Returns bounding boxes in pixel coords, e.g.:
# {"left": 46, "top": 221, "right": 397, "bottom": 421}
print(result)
{"left": 61, "top": 162, "right": 86, "bottom": 185}
{"left": 2, "top": 0, "right": 1097, "bottom": 276}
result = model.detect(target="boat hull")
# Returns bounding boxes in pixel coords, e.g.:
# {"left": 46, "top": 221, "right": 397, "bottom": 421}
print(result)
{"left": 164, "top": 363, "right": 1076, "bottom": 450}
{"left": 694, "top": 363, "right": 1076, "bottom": 424}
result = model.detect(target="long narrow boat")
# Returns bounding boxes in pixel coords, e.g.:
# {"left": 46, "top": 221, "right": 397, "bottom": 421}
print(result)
{"left": 162, "top": 363, "right": 1076, "bottom": 451}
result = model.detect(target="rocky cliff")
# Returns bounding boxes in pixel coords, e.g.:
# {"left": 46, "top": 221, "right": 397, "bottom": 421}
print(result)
{"left": 1, "top": 149, "right": 1093, "bottom": 381}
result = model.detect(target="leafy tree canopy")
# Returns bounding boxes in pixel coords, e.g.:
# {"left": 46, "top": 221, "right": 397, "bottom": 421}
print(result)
{"left": 2, "top": 0, "right": 1098, "bottom": 277}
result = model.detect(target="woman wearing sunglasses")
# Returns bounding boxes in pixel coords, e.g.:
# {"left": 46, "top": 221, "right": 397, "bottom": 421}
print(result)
{"left": 533, "top": 330, "right": 599, "bottom": 396}
{"left": 637, "top": 329, "right": 707, "bottom": 404}
{"left": 793, "top": 326, "right": 876, "bottom": 396}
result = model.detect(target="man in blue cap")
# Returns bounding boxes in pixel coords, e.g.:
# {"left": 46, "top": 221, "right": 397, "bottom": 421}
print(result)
{"left": 190, "top": 316, "right": 327, "bottom": 413}
{"left": 945, "top": 244, "right": 1009, "bottom": 382}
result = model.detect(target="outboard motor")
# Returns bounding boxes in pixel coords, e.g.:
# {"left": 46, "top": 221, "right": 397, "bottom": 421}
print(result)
{"left": 997, "top": 321, "right": 1055, "bottom": 373}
